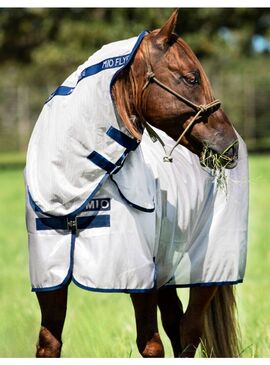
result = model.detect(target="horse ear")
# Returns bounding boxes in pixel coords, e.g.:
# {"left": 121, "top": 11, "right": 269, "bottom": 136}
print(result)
{"left": 155, "top": 9, "right": 179, "bottom": 46}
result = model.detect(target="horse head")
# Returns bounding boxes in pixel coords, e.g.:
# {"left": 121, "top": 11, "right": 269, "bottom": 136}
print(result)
{"left": 112, "top": 9, "right": 238, "bottom": 169}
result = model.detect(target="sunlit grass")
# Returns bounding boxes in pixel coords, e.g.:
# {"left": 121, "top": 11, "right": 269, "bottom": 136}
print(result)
{"left": 237, "top": 155, "right": 270, "bottom": 358}
{"left": 0, "top": 154, "right": 269, "bottom": 357}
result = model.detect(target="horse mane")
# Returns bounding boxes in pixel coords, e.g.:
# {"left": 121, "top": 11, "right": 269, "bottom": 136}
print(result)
{"left": 111, "top": 47, "right": 145, "bottom": 141}
{"left": 111, "top": 33, "right": 215, "bottom": 140}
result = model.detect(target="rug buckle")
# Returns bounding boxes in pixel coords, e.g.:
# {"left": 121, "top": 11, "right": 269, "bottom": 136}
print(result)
{"left": 67, "top": 217, "right": 78, "bottom": 232}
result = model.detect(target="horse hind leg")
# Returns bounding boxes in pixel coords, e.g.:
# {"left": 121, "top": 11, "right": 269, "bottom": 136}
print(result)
{"left": 36, "top": 284, "right": 68, "bottom": 358}
{"left": 130, "top": 290, "right": 164, "bottom": 358}
{"left": 157, "top": 287, "right": 184, "bottom": 357}
{"left": 180, "top": 286, "right": 217, "bottom": 358}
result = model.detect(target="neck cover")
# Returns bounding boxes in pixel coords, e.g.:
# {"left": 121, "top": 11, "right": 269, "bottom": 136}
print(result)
{"left": 26, "top": 32, "right": 155, "bottom": 216}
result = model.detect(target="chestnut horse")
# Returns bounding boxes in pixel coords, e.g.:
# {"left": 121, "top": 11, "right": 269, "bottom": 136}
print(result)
{"left": 35, "top": 10, "right": 240, "bottom": 358}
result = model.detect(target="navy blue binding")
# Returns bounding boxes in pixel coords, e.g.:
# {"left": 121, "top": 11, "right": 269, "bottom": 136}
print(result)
{"left": 109, "top": 31, "right": 148, "bottom": 96}
{"left": 72, "top": 277, "right": 155, "bottom": 294}
{"left": 110, "top": 176, "right": 155, "bottom": 213}
{"left": 46, "top": 55, "right": 129, "bottom": 103}
{"left": 164, "top": 279, "right": 243, "bottom": 289}
{"left": 46, "top": 31, "right": 147, "bottom": 104}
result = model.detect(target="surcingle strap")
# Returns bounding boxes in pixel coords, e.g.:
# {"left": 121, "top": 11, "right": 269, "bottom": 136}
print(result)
{"left": 36, "top": 215, "right": 110, "bottom": 231}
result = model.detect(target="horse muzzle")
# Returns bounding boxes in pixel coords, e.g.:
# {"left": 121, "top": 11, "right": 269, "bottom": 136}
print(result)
{"left": 200, "top": 138, "right": 239, "bottom": 170}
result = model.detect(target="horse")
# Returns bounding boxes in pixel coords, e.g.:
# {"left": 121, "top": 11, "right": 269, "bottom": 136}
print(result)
{"left": 25, "top": 9, "right": 248, "bottom": 358}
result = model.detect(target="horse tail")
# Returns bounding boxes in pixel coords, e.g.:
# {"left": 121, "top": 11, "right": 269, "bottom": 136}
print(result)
{"left": 201, "top": 285, "right": 240, "bottom": 357}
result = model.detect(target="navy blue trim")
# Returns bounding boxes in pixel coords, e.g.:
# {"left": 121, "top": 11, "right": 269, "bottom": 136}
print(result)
{"left": 36, "top": 215, "right": 110, "bottom": 231}
{"left": 110, "top": 176, "right": 155, "bottom": 213}
{"left": 87, "top": 151, "right": 117, "bottom": 173}
{"left": 27, "top": 171, "right": 110, "bottom": 219}
{"left": 28, "top": 188, "right": 46, "bottom": 215}
{"left": 32, "top": 230, "right": 76, "bottom": 293}
{"left": 28, "top": 146, "right": 127, "bottom": 219}
{"left": 46, "top": 54, "right": 129, "bottom": 103}
{"left": 67, "top": 173, "right": 110, "bottom": 218}
{"left": 164, "top": 279, "right": 243, "bottom": 289}
{"left": 33, "top": 277, "right": 243, "bottom": 293}
{"left": 72, "top": 276, "right": 155, "bottom": 294}
{"left": 106, "top": 126, "right": 139, "bottom": 151}
{"left": 45, "top": 31, "right": 147, "bottom": 104}
{"left": 32, "top": 275, "right": 71, "bottom": 293}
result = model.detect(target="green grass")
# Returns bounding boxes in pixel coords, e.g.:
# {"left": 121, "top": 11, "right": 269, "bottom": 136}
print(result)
{"left": 0, "top": 152, "right": 26, "bottom": 169}
{"left": 0, "top": 155, "right": 269, "bottom": 357}
{"left": 237, "top": 155, "right": 270, "bottom": 358}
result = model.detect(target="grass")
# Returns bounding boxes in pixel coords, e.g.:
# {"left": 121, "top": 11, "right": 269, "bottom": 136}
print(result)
{"left": 0, "top": 151, "right": 26, "bottom": 169}
{"left": 0, "top": 154, "right": 269, "bottom": 357}
{"left": 237, "top": 155, "right": 270, "bottom": 357}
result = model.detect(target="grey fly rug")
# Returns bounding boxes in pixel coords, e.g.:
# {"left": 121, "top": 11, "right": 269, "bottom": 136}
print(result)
{"left": 25, "top": 32, "right": 249, "bottom": 293}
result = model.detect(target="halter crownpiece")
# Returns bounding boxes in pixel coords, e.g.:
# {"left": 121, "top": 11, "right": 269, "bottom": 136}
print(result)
{"left": 142, "top": 58, "right": 221, "bottom": 162}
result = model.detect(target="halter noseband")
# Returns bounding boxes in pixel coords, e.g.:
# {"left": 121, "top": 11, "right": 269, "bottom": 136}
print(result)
{"left": 141, "top": 48, "right": 221, "bottom": 162}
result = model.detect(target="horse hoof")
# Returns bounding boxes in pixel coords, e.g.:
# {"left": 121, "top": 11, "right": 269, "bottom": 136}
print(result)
{"left": 141, "top": 333, "right": 165, "bottom": 358}
{"left": 36, "top": 326, "right": 62, "bottom": 358}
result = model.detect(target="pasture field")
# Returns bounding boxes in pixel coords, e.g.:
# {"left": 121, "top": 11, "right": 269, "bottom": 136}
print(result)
{"left": 0, "top": 154, "right": 269, "bottom": 358}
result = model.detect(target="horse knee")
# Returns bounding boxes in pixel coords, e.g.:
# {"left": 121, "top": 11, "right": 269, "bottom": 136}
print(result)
{"left": 138, "top": 333, "right": 164, "bottom": 358}
{"left": 36, "top": 326, "right": 62, "bottom": 358}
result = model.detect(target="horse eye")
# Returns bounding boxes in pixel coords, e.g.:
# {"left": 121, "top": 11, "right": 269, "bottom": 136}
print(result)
{"left": 181, "top": 71, "right": 200, "bottom": 86}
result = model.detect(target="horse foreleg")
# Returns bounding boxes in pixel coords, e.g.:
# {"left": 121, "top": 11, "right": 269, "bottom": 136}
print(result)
{"left": 157, "top": 287, "right": 183, "bottom": 357}
{"left": 130, "top": 290, "right": 164, "bottom": 358}
{"left": 180, "top": 286, "right": 217, "bottom": 358}
{"left": 35, "top": 284, "right": 68, "bottom": 357}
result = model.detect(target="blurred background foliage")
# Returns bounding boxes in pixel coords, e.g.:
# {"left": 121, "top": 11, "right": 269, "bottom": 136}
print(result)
{"left": 0, "top": 8, "right": 269, "bottom": 156}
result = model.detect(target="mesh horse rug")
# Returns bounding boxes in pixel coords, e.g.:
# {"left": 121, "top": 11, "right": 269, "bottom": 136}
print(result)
{"left": 25, "top": 33, "right": 249, "bottom": 293}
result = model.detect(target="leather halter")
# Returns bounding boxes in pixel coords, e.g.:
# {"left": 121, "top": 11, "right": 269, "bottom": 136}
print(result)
{"left": 141, "top": 46, "right": 221, "bottom": 162}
